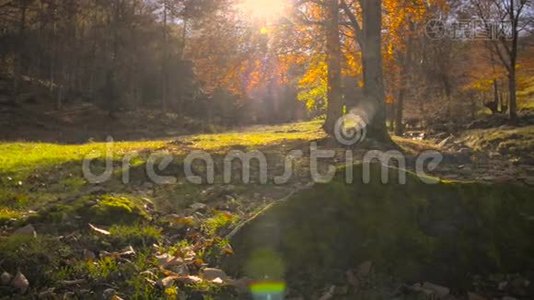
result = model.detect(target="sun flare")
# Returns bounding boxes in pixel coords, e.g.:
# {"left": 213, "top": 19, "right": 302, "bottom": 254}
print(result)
{"left": 238, "top": 0, "right": 289, "bottom": 21}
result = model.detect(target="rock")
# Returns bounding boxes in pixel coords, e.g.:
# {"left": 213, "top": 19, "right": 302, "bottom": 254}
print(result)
{"left": 102, "top": 288, "right": 117, "bottom": 300}
{"left": 11, "top": 271, "right": 29, "bottom": 294}
{"left": 422, "top": 282, "right": 450, "bottom": 298}
{"left": 0, "top": 271, "right": 13, "bottom": 285}
{"left": 13, "top": 224, "right": 37, "bottom": 237}
{"left": 168, "top": 264, "right": 189, "bottom": 276}
{"left": 201, "top": 268, "right": 228, "bottom": 281}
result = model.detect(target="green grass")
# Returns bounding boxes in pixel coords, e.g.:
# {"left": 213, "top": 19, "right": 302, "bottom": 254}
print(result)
{"left": 179, "top": 121, "right": 325, "bottom": 151}
{"left": 0, "top": 140, "right": 167, "bottom": 179}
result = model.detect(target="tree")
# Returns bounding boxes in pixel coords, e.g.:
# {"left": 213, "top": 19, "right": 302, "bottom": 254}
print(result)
{"left": 341, "top": 0, "right": 390, "bottom": 142}
{"left": 472, "top": 0, "right": 533, "bottom": 121}
{"left": 323, "top": 0, "right": 343, "bottom": 135}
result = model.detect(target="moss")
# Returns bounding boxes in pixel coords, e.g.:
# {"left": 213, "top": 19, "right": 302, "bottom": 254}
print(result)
{"left": 226, "top": 164, "right": 534, "bottom": 294}
{"left": 108, "top": 224, "right": 162, "bottom": 247}
{"left": 85, "top": 194, "right": 149, "bottom": 225}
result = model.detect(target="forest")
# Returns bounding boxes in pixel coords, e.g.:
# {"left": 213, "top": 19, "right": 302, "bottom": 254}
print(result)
{"left": 0, "top": 0, "right": 533, "bottom": 299}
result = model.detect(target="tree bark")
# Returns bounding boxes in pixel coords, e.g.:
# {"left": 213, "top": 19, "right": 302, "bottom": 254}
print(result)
{"left": 323, "top": 0, "right": 343, "bottom": 135}
{"left": 12, "top": 0, "right": 28, "bottom": 104}
{"left": 509, "top": 69, "right": 517, "bottom": 120}
{"left": 394, "top": 35, "right": 413, "bottom": 136}
{"left": 361, "top": 0, "right": 390, "bottom": 142}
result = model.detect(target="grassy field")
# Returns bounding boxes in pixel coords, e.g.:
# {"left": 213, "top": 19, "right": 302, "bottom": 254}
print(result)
{"left": 0, "top": 120, "right": 533, "bottom": 299}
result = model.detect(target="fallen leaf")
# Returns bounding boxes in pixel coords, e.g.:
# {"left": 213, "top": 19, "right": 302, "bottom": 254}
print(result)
{"left": 158, "top": 275, "right": 203, "bottom": 288}
{"left": 89, "top": 224, "right": 110, "bottom": 235}
{"left": 179, "top": 275, "right": 203, "bottom": 284}
{"left": 119, "top": 246, "right": 136, "bottom": 257}
{"left": 211, "top": 278, "right": 224, "bottom": 284}
{"left": 159, "top": 276, "right": 179, "bottom": 288}
{"left": 201, "top": 268, "right": 228, "bottom": 282}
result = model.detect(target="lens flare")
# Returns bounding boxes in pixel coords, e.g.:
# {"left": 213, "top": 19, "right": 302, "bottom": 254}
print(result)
{"left": 250, "top": 281, "right": 286, "bottom": 299}
{"left": 238, "top": 0, "right": 289, "bottom": 21}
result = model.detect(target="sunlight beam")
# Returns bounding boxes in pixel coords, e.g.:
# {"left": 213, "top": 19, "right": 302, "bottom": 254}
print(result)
{"left": 237, "top": 0, "right": 289, "bottom": 22}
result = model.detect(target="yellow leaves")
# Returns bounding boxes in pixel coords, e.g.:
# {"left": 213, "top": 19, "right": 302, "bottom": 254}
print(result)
{"left": 297, "top": 56, "right": 328, "bottom": 112}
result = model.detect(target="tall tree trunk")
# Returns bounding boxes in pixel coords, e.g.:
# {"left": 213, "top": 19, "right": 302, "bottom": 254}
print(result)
{"left": 361, "top": 0, "right": 389, "bottom": 142}
{"left": 323, "top": 0, "right": 343, "bottom": 135}
{"left": 508, "top": 0, "right": 519, "bottom": 122}
{"left": 508, "top": 68, "right": 517, "bottom": 120}
{"left": 161, "top": 0, "right": 169, "bottom": 112}
{"left": 395, "top": 35, "right": 412, "bottom": 137}
{"left": 12, "top": 0, "right": 28, "bottom": 104}
{"left": 395, "top": 87, "right": 405, "bottom": 136}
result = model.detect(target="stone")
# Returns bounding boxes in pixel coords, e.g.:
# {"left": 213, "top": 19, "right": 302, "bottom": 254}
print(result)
{"left": 13, "top": 224, "right": 37, "bottom": 237}
{"left": 11, "top": 271, "right": 29, "bottom": 294}
{"left": 0, "top": 272, "right": 12, "bottom": 286}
